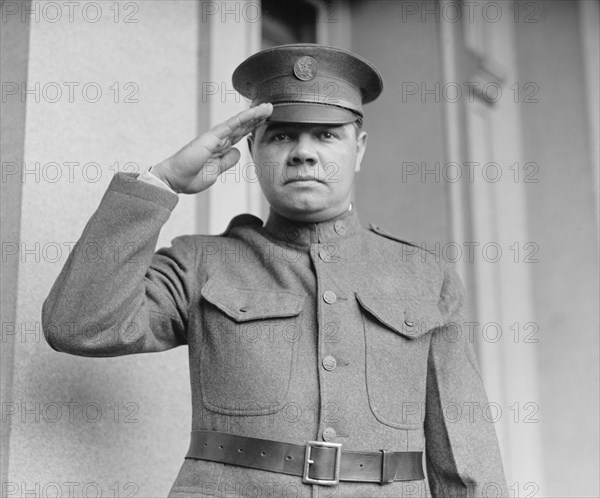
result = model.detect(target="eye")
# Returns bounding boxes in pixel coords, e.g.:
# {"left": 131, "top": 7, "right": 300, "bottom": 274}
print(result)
{"left": 272, "top": 133, "right": 291, "bottom": 142}
{"left": 319, "top": 130, "right": 338, "bottom": 140}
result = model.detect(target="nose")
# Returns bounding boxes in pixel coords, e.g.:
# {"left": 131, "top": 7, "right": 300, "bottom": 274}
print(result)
{"left": 287, "top": 133, "right": 317, "bottom": 166}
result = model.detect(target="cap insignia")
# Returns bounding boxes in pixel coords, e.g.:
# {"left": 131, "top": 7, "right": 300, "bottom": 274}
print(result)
{"left": 293, "top": 56, "right": 318, "bottom": 81}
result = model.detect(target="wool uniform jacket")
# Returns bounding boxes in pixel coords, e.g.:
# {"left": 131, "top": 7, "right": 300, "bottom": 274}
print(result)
{"left": 42, "top": 173, "right": 508, "bottom": 497}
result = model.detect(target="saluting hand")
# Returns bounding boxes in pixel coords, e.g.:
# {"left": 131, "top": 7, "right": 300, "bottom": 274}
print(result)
{"left": 151, "top": 103, "right": 273, "bottom": 194}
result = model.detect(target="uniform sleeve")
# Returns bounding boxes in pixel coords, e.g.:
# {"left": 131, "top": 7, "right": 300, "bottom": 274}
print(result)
{"left": 42, "top": 173, "right": 197, "bottom": 357}
{"left": 424, "top": 265, "right": 509, "bottom": 497}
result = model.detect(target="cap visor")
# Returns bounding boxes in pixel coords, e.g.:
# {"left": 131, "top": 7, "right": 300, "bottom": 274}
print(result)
{"left": 268, "top": 103, "right": 359, "bottom": 124}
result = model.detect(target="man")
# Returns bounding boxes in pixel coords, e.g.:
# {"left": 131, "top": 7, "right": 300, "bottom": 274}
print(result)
{"left": 42, "top": 44, "right": 508, "bottom": 497}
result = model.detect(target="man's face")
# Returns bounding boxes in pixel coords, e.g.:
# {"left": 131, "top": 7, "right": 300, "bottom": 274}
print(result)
{"left": 249, "top": 122, "right": 367, "bottom": 222}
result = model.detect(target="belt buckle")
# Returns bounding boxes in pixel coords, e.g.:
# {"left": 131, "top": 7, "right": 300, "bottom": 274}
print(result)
{"left": 303, "top": 440, "right": 342, "bottom": 486}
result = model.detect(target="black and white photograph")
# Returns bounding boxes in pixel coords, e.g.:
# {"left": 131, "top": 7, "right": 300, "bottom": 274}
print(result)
{"left": 1, "top": 0, "right": 599, "bottom": 496}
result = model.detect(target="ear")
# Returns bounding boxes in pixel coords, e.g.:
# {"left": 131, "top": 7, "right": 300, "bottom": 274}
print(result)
{"left": 354, "top": 130, "right": 367, "bottom": 173}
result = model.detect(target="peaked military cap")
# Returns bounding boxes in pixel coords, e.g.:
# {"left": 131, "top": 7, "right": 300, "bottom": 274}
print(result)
{"left": 232, "top": 44, "right": 383, "bottom": 124}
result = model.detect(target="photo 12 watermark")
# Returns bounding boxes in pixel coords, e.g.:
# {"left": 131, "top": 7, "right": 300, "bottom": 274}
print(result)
{"left": 430, "top": 320, "right": 540, "bottom": 345}
{"left": 400, "top": 1, "right": 541, "bottom": 24}
{"left": 2, "top": 400, "right": 139, "bottom": 424}
{"left": 1, "top": 481, "right": 139, "bottom": 498}
{"left": 1, "top": 1, "right": 140, "bottom": 24}
{"left": 2, "top": 161, "right": 143, "bottom": 184}
{"left": 401, "top": 161, "right": 540, "bottom": 184}
{"left": 2, "top": 82, "right": 139, "bottom": 104}
{"left": 2, "top": 240, "right": 142, "bottom": 265}
{"left": 397, "top": 399, "right": 540, "bottom": 426}
{"left": 401, "top": 81, "right": 539, "bottom": 104}
{"left": 399, "top": 240, "right": 540, "bottom": 264}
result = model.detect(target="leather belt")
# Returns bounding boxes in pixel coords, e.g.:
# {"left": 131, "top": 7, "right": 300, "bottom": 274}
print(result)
{"left": 185, "top": 431, "right": 424, "bottom": 486}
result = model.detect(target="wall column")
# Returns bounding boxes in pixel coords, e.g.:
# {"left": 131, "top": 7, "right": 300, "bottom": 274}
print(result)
{"left": 2, "top": 2, "right": 202, "bottom": 495}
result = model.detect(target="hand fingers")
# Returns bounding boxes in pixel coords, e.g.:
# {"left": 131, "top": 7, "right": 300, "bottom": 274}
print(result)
{"left": 217, "top": 110, "right": 268, "bottom": 143}
{"left": 187, "top": 148, "right": 240, "bottom": 192}
{"left": 170, "top": 103, "right": 272, "bottom": 185}
{"left": 193, "top": 103, "right": 271, "bottom": 158}
{"left": 212, "top": 136, "right": 232, "bottom": 156}
{"left": 227, "top": 113, "right": 266, "bottom": 145}
{"left": 211, "top": 103, "right": 273, "bottom": 141}
{"left": 217, "top": 147, "right": 241, "bottom": 174}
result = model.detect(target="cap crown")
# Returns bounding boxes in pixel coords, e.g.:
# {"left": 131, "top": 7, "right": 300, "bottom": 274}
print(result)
{"left": 232, "top": 44, "right": 383, "bottom": 124}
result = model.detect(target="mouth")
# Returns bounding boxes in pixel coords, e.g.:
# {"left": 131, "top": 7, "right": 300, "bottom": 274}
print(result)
{"left": 285, "top": 178, "right": 320, "bottom": 185}
{"left": 284, "top": 174, "right": 323, "bottom": 185}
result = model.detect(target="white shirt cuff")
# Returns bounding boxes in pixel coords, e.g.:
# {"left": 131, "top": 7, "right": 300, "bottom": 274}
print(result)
{"left": 138, "top": 168, "right": 177, "bottom": 193}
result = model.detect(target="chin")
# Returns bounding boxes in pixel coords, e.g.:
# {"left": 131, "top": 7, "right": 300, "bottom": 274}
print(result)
{"left": 274, "top": 192, "right": 325, "bottom": 211}
{"left": 279, "top": 202, "right": 346, "bottom": 223}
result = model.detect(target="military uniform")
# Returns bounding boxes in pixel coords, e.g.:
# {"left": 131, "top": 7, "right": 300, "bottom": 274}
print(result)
{"left": 43, "top": 172, "right": 507, "bottom": 497}
{"left": 42, "top": 44, "right": 508, "bottom": 497}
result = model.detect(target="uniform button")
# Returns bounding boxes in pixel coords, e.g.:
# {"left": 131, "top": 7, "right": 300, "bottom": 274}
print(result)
{"left": 322, "top": 427, "right": 337, "bottom": 442}
{"left": 404, "top": 320, "right": 414, "bottom": 327}
{"left": 322, "top": 356, "right": 337, "bottom": 371}
{"left": 319, "top": 248, "right": 330, "bottom": 262}
{"left": 286, "top": 228, "right": 300, "bottom": 241}
{"left": 334, "top": 220, "right": 346, "bottom": 235}
{"left": 323, "top": 290, "right": 337, "bottom": 304}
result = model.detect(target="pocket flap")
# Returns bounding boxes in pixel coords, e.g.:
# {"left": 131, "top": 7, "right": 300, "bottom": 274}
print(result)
{"left": 201, "top": 280, "right": 304, "bottom": 322}
{"left": 355, "top": 292, "right": 443, "bottom": 339}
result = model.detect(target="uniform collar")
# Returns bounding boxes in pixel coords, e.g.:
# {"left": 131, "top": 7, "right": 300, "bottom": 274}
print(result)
{"left": 264, "top": 205, "right": 362, "bottom": 248}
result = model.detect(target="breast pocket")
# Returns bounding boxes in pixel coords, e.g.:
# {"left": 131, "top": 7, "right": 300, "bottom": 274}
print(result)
{"left": 199, "top": 280, "right": 304, "bottom": 416}
{"left": 356, "top": 292, "right": 443, "bottom": 429}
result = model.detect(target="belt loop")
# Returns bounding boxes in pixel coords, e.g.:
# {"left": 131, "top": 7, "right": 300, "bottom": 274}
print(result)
{"left": 379, "top": 449, "right": 395, "bottom": 485}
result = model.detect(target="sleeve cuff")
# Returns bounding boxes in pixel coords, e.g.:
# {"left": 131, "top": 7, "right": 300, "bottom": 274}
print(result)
{"left": 139, "top": 168, "right": 177, "bottom": 193}
{"left": 108, "top": 172, "right": 179, "bottom": 211}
